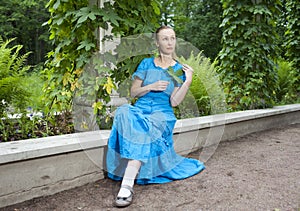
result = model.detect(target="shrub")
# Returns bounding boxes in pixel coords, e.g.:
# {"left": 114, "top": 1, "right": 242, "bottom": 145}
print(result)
{"left": 218, "top": 1, "right": 280, "bottom": 110}
{"left": 0, "top": 111, "right": 74, "bottom": 142}
{"left": 175, "top": 52, "right": 226, "bottom": 118}
{"left": 0, "top": 38, "right": 75, "bottom": 142}
{"left": 0, "top": 37, "right": 31, "bottom": 116}
{"left": 23, "top": 69, "right": 46, "bottom": 112}
{"left": 275, "top": 59, "right": 298, "bottom": 104}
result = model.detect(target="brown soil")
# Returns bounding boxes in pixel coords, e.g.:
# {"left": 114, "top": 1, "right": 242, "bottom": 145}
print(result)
{"left": 2, "top": 124, "right": 300, "bottom": 211}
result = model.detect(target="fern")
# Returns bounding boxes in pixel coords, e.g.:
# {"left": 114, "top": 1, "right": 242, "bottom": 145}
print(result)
{"left": 0, "top": 37, "right": 31, "bottom": 116}
{"left": 177, "top": 52, "right": 227, "bottom": 116}
{"left": 275, "top": 59, "right": 298, "bottom": 103}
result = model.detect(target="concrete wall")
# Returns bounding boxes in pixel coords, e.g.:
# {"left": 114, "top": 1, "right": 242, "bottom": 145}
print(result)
{"left": 0, "top": 104, "right": 299, "bottom": 208}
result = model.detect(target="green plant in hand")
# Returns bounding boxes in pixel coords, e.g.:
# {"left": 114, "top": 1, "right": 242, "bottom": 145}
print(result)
{"left": 167, "top": 66, "right": 184, "bottom": 84}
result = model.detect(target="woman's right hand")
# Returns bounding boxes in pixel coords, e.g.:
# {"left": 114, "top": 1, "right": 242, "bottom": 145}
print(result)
{"left": 150, "top": 80, "right": 169, "bottom": 91}
{"left": 131, "top": 79, "right": 169, "bottom": 98}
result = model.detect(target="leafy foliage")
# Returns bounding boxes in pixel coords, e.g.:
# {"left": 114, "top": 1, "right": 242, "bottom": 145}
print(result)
{"left": 160, "top": 0, "right": 188, "bottom": 27}
{"left": 0, "top": 0, "right": 51, "bottom": 65}
{"left": 159, "top": 0, "right": 222, "bottom": 60}
{"left": 0, "top": 37, "right": 31, "bottom": 116}
{"left": 45, "top": 0, "right": 161, "bottom": 128}
{"left": 44, "top": 0, "right": 96, "bottom": 113}
{"left": 0, "top": 36, "right": 75, "bottom": 142}
{"left": 284, "top": 0, "right": 300, "bottom": 91}
{"left": 22, "top": 71, "right": 46, "bottom": 111}
{"left": 0, "top": 111, "right": 74, "bottom": 142}
{"left": 109, "top": 1, "right": 161, "bottom": 98}
{"left": 218, "top": 0, "right": 281, "bottom": 111}
{"left": 177, "top": 0, "right": 223, "bottom": 60}
{"left": 275, "top": 58, "right": 298, "bottom": 104}
{"left": 175, "top": 52, "right": 226, "bottom": 118}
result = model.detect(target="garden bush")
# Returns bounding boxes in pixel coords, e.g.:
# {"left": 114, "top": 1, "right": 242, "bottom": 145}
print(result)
{"left": 175, "top": 52, "right": 226, "bottom": 118}
{"left": 0, "top": 37, "right": 31, "bottom": 116}
{"left": 0, "top": 38, "right": 74, "bottom": 142}
{"left": 275, "top": 58, "right": 299, "bottom": 104}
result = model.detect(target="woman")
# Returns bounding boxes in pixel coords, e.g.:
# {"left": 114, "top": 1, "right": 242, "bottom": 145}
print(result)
{"left": 106, "top": 26, "right": 205, "bottom": 207}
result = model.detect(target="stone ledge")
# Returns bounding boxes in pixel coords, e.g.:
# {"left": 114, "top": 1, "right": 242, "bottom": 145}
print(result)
{"left": 1, "top": 104, "right": 300, "bottom": 165}
{"left": 0, "top": 104, "right": 299, "bottom": 208}
{"left": 0, "top": 130, "right": 111, "bottom": 164}
{"left": 173, "top": 103, "right": 300, "bottom": 133}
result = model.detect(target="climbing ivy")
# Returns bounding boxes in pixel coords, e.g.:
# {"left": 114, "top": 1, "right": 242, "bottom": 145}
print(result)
{"left": 44, "top": 0, "right": 161, "bottom": 120}
{"left": 218, "top": 0, "right": 281, "bottom": 111}
{"left": 284, "top": 0, "right": 300, "bottom": 91}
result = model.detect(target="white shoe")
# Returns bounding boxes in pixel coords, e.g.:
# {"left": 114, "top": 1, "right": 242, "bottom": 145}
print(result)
{"left": 114, "top": 185, "right": 134, "bottom": 207}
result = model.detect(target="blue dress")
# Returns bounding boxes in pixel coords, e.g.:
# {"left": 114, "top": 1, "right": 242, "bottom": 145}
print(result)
{"left": 106, "top": 57, "right": 205, "bottom": 184}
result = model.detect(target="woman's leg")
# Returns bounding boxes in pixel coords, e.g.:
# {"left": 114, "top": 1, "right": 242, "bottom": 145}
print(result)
{"left": 117, "top": 159, "right": 141, "bottom": 197}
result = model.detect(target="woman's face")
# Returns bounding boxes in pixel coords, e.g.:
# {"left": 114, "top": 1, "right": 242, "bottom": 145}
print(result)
{"left": 156, "top": 28, "right": 176, "bottom": 56}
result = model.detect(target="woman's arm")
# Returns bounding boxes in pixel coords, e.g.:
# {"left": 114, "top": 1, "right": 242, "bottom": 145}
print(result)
{"left": 170, "top": 64, "right": 193, "bottom": 107}
{"left": 130, "top": 78, "right": 150, "bottom": 98}
{"left": 170, "top": 81, "right": 191, "bottom": 107}
{"left": 130, "top": 77, "right": 170, "bottom": 98}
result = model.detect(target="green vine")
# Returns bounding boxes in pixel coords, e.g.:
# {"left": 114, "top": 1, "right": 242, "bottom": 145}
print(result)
{"left": 44, "top": 0, "right": 161, "bottom": 126}
{"left": 218, "top": 0, "right": 281, "bottom": 111}
{"left": 284, "top": 0, "right": 300, "bottom": 91}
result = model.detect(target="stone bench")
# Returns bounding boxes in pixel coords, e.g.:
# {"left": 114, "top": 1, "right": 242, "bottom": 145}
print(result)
{"left": 0, "top": 104, "right": 299, "bottom": 208}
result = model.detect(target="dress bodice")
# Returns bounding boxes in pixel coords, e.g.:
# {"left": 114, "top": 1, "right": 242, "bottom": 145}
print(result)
{"left": 132, "top": 57, "right": 185, "bottom": 108}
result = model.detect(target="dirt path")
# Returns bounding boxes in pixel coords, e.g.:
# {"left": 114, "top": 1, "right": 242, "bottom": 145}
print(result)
{"left": 2, "top": 124, "right": 300, "bottom": 211}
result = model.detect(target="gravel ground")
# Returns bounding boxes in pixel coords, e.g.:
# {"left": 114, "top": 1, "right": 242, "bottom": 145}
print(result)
{"left": 2, "top": 123, "right": 300, "bottom": 211}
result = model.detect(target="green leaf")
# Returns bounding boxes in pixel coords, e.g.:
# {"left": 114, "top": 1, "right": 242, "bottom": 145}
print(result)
{"left": 53, "top": 0, "right": 61, "bottom": 10}
{"left": 166, "top": 67, "right": 183, "bottom": 84}
{"left": 88, "top": 13, "right": 96, "bottom": 21}
{"left": 151, "top": 1, "right": 161, "bottom": 15}
{"left": 77, "top": 40, "right": 95, "bottom": 51}
{"left": 77, "top": 14, "right": 88, "bottom": 24}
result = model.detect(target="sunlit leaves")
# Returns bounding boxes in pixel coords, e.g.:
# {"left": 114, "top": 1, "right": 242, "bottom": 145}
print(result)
{"left": 92, "top": 101, "right": 103, "bottom": 114}
{"left": 103, "top": 77, "right": 115, "bottom": 95}
{"left": 45, "top": 0, "right": 162, "bottom": 126}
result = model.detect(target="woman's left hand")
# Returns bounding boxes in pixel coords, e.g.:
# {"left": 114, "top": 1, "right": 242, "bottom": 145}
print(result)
{"left": 182, "top": 64, "right": 194, "bottom": 83}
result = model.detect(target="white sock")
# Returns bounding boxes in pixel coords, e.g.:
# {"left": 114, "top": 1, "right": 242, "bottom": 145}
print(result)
{"left": 117, "top": 162, "right": 140, "bottom": 197}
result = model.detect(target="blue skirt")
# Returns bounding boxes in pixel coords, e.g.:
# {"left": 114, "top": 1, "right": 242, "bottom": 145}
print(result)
{"left": 106, "top": 104, "right": 205, "bottom": 184}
